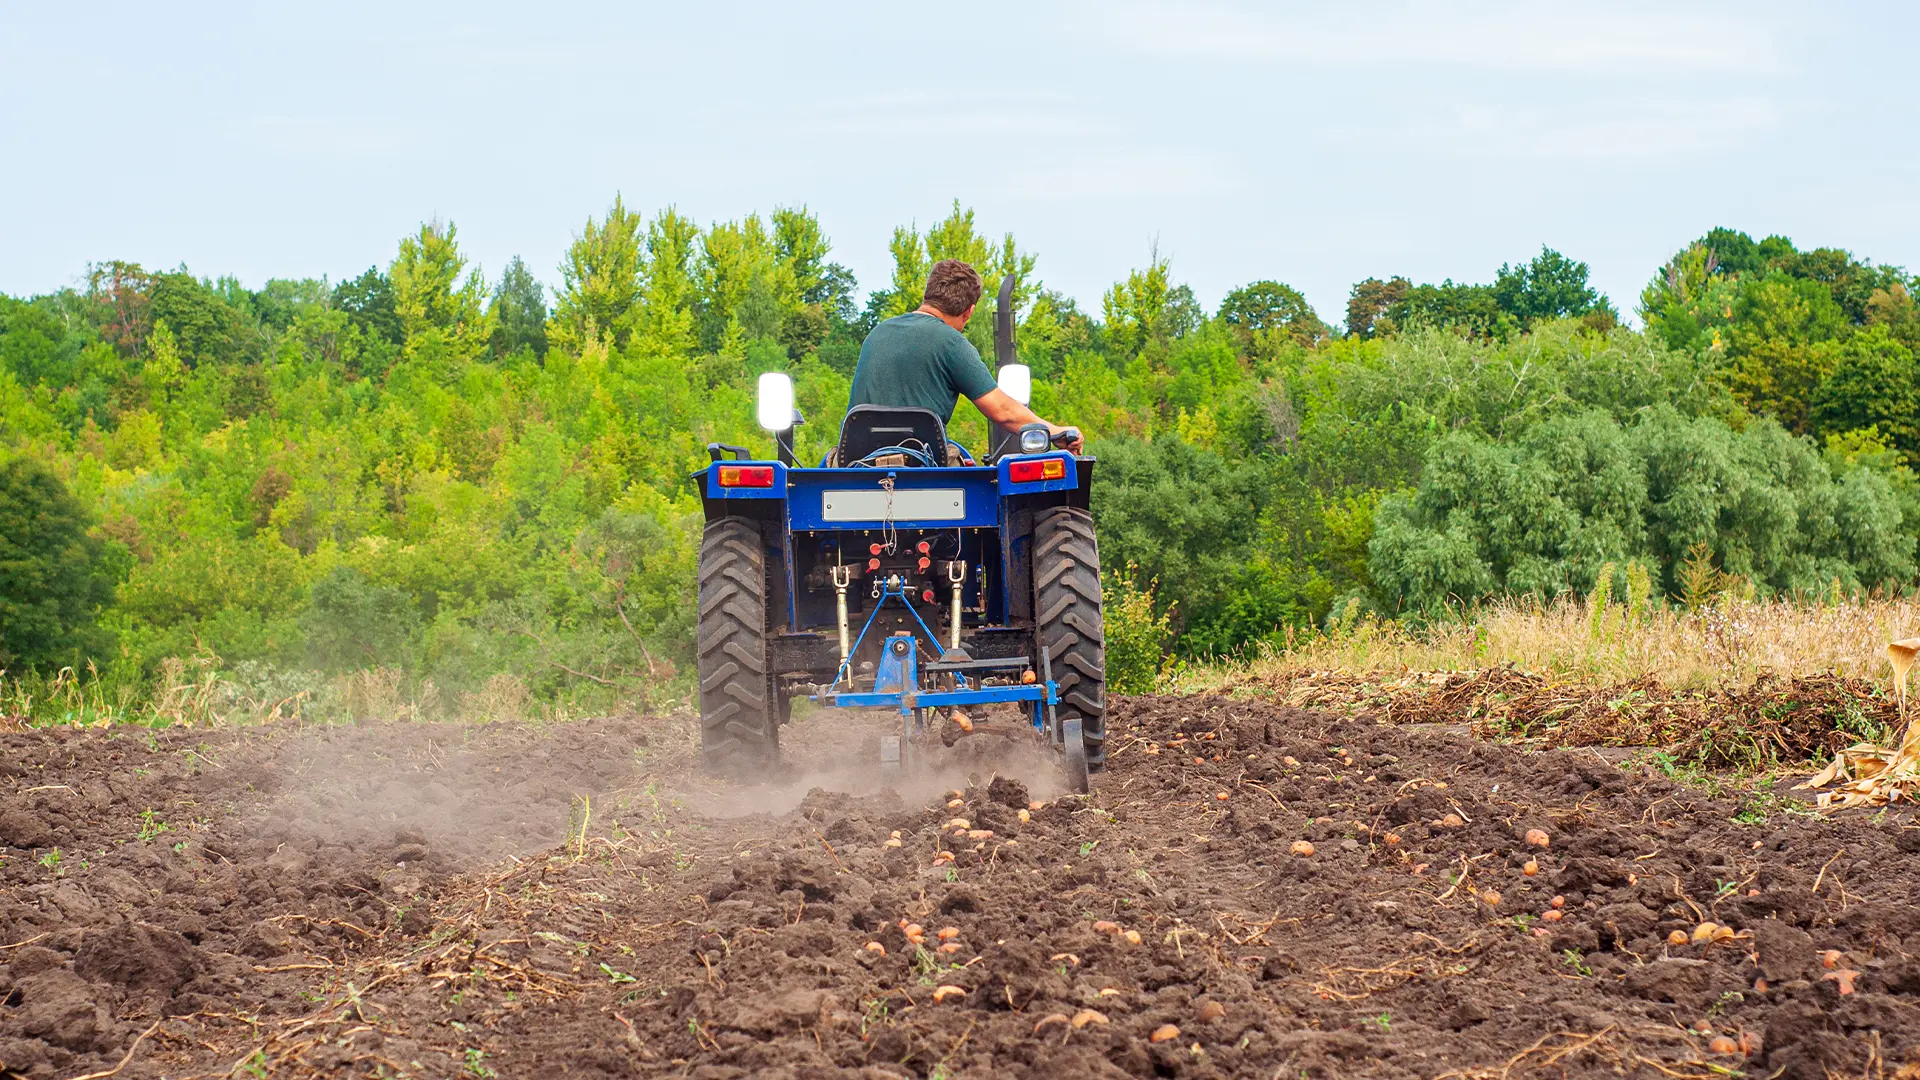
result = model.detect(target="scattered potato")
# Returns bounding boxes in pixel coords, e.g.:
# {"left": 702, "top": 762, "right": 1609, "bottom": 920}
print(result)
{"left": 1215, "top": 792, "right": 1230, "bottom": 801}
{"left": 938, "top": 942, "right": 963, "bottom": 954}
{"left": 1097, "top": 987, "right": 1121, "bottom": 997}
{"left": 1149, "top": 1024, "right": 1181, "bottom": 1043}
{"left": 1525, "top": 828, "right": 1551, "bottom": 848}
{"left": 932, "top": 985, "right": 966, "bottom": 1003}
{"left": 1034, "top": 1013, "right": 1070, "bottom": 1033}
{"left": 1522, "top": 858, "right": 1539, "bottom": 877}
{"left": 1383, "top": 832, "right": 1401, "bottom": 846}
{"left": 1195, "top": 1000, "right": 1226, "bottom": 1023}
{"left": 937, "top": 926, "right": 960, "bottom": 940}
{"left": 1092, "top": 920, "right": 1122, "bottom": 935}
{"left": 947, "top": 798, "right": 965, "bottom": 809}
{"left": 1017, "top": 809, "right": 1031, "bottom": 824}
{"left": 1550, "top": 895, "right": 1566, "bottom": 909}
{"left": 1479, "top": 889, "right": 1501, "bottom": 907}
{"left": 1690, "top": 922, "right": 1720, "bottom": 945}
{"left": 1707, "top": 1035, "right": 1740, "bottom": 1055}
{"left": 1290, "top": 840, "right": 1315, "bottom": 857}
{"left": 1667, "top": 930, "right": 1690, "bottom": 947}
{"left": 883, "top": 838, "right": 903, "bottom": 849}
{"left": 1282, "top": 756, "right": 1300, "bottom": 767}
{"left": 947, "top": 818, "right": 971, "bottom": 830}
{"left": 1070, "top": 1008, "right": 1108, "bottom": 1028}
{"left": 1821, "top": 949, "right": 1844, "bottom": 970}
{"left": 1050, "top": 952, "right": 1081, "bottom": 967}
{"left": 864, "top": 942, "right": 886, "bottom": 955}
{"left": 1541, "top": 910, "right": 1563, "bottom": 923}
{"left": 968, "top": 829, "right": 993, "bottom": 841}
{"left": 905, "top": 923, "right": 925, "bottom": 938}
{"left": 1823, "top": 969, "right": 1859, "bottom": 995}
{"left": 1435, "top": 814, "right": 1465, "bottom": 828}
{"left": 1121, "top": 930, "right": 1142, "bottom": 945}
{"left": 1029, "top": 800, "right": 1045, "bottom": 811}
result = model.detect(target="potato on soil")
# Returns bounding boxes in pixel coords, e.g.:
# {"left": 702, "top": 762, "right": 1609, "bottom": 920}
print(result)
{"left": 1092, "top": 920, "right": 1121, "bottom": 935}
{"left": 1290, "top": 840, "right": 1315, "bottom": 857}
{"left": 1121, "top": 929, "right": 1142, "bottom": 945}
{"left": 1071, "top": 1009, "right": 1108, "bottom": 1028}
{"left": 1541, "top": 910, "right": 1563, "bottom": 923}
{"left": 932, "top": 985, "right": 966, "bottom": 1003}
{"left": 1195, "top": 1000, "right": 1226, "bottom": 1023}
{"left": 1524, "top": 828, "right": 1550, "bottom": 848}
{"left": 1707, "top": 1035, "right": 1740, "bottom": 1055}
{"left": 1034, "top": 1013, "right": 1071, "bottom": 1033}
{"left": 936, "top": 926, "right": 960, "bottom": 940}
{"left": 1668, "top": 930, "right": 1690, "bottom": 947}
{"left": 1149, "top": 1024, "right": 1181, "bottom": 1043}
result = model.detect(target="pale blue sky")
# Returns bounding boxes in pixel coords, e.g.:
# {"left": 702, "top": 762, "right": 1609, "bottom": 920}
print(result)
{"left": 3, "top": 2, "right": 1912, "bottom": 327}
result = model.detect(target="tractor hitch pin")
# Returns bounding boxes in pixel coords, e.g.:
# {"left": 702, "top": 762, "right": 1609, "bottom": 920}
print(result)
{"left": 948, "top": 560, "right": 967, "bottom": 650}
{"left": 832, "top": 563, "right": 854, "bottom": 676}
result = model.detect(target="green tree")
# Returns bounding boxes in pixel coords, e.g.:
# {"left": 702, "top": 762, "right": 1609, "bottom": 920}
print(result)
{"left": 1491, "top": 247, "right": 1614, "bottom": 329}
{"left": 489, "top": 255, "right": 549, "bottom": 360}
{"left": 1218, "top": 280, "right": 1327, "bottom": 347}
{"left": 1725, "top": 273, "right": 1848, "bottom": 432}
{"left": 1811, "top": 326, "right": 1920, "bottom": 461}
{"left": 390, "top": 220, "right": 492, "bottom": 362}
{"left": 0, "top": 457, "right": 116, "bottom": 670}
{"left": 551, "top": 195, "right": 644, "bottom": 353}
{"left": 333, "top": 267, "right": 404, "bottom": 347}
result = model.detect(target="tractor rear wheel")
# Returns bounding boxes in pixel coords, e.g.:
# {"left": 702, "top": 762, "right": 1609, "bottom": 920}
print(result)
{"left": 697, "top": 517, "right": 779, "bottom": 775}
{"left": 1033, "top": 506, "right": 1107, "bottom": 772}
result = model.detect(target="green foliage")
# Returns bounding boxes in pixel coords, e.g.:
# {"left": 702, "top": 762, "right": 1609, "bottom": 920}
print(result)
{"left": 1370, "top": 408, "right": 1919, "bottom": 613}
{"left": 9, "top": 207, "right": 1920, "bottom": 719}
{"left": 1103, "top": 570, "right": 1171, "bottom": 694}
{"left": 0, "top": 457, "right": 117, "bottom": 670}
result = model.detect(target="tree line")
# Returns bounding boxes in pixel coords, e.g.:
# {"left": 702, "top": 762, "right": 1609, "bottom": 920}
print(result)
{"left": 3, "top": 199, "right": 1917, "bottom": 712}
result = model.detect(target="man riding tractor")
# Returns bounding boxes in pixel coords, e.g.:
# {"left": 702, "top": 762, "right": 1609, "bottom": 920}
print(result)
{"left": 848, "top": 259, "right": 1083, "bottom": 459}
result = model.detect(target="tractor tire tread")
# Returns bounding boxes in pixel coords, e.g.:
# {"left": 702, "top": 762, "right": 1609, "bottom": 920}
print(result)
{"left": 696, "top": 518, "right": 779, "bottom": 775}
{"left": 1033, "top": 507, "right": 1108, "bottom": 772}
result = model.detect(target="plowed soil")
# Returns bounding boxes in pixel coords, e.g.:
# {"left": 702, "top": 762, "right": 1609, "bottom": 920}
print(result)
{"left": 5, "top": 695, "right": 1920, "bottom": 1080}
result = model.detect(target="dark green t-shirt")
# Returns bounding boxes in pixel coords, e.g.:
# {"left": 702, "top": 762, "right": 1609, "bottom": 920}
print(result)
{"left": 847, "top": 313, "right": 997, "bottom": 425}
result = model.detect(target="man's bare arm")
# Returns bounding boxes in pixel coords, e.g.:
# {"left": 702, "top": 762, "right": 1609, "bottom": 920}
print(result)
{"left": 971, "top": 388, "right": 1083, "bottom": 453}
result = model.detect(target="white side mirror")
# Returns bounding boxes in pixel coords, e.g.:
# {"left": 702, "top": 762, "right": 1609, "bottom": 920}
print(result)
{"left": 757, "top": 372, "right": 795, "bottom": 432}
{"left": 997, "top": 363, "right": 1031, "bottom": 405}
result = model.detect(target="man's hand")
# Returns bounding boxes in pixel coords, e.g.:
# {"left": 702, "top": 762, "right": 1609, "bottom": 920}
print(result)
{"left": 972, "top": 389, "right": 1083, "bottom": 453}
{"left": 1048, "top": 424, "right": 1084, "bottom": 454}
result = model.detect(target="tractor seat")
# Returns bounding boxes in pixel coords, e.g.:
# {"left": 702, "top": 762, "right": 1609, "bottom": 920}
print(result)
{"left": 835, "top": 405, "right": 951, "bottom": 467}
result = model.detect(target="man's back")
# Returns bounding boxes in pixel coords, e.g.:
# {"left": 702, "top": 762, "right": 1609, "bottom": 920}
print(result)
{"left": 848, "top": 312, "right": 996, "bottom": 426}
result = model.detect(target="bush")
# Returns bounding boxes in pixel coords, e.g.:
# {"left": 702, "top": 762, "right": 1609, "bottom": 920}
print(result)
{"left": 1103, "top": 569, "right": 1171, "bottom": 694}
{"left": 1370, "top": 407, "right": 1919, "bottom": 612}
{"left": 0, "top": 457, "right": 116, "bottom": 671}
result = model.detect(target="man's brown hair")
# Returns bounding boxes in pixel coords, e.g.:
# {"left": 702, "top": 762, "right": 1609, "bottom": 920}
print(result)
{"left": 922, "top": 259, "right": 983, "bottom": 317}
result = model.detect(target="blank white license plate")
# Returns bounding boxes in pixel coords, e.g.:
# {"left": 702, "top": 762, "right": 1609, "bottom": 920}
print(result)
{"left": 822, "top": 488, "right": 965, "bottom": 522}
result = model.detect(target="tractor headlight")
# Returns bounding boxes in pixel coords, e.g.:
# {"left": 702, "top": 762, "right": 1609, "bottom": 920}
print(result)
{"left": 1018, "top": 424, "right": 1050, "bottom": 454}
{"left": 756, "top": 372, "right": 795, "bottom": 432}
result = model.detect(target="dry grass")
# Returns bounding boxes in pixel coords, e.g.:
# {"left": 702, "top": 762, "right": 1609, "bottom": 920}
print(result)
{"left": 1202, "top": 595, "right": 1920, "bottom": 691}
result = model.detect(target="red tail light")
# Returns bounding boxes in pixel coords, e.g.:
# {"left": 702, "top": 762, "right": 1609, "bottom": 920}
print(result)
{"left": 717, "top": 465, "right": 776, "bottom": 488}
{"left": 1008, "top": 457, "right": 1067, "bottom": 483}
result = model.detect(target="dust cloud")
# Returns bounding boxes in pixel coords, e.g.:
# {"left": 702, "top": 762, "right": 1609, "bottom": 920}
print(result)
{"left": 681, "top": 706, "right": 1070, "bottom": 819}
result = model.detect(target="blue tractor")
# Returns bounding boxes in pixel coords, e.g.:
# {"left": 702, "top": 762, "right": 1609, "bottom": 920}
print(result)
{"left": 691, "top": 278, "right": 1105, "bottom": 792}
